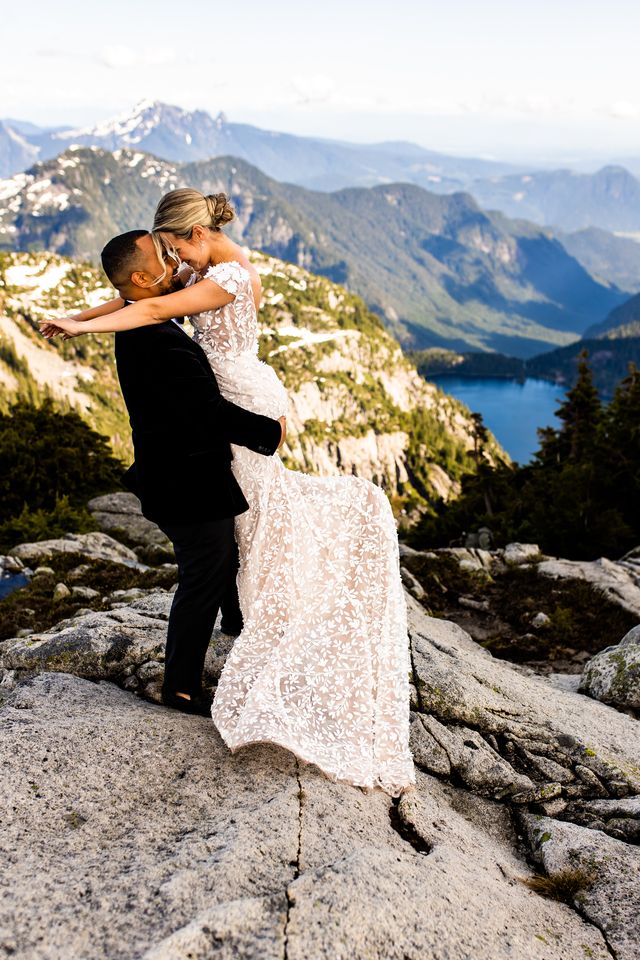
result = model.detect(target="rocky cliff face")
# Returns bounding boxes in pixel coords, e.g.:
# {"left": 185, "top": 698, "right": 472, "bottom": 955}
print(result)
{"left": 0, "top": 249, "right": 503, "bottom": 515}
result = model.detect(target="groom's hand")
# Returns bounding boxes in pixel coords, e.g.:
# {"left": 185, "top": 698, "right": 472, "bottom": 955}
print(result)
{"left": 278, "top": 416, "right": 287, "bottom": 449}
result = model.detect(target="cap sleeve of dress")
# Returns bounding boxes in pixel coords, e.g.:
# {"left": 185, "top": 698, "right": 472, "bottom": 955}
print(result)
{"left": 203, "top": 261, "right": 249, "bottom": 297}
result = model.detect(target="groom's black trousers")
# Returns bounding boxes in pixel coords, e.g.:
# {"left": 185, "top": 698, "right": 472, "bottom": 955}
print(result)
{"left": 158, "top": 517, "right": 243, "bottom": 695}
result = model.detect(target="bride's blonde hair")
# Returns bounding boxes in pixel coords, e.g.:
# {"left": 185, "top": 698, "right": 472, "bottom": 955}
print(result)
{"left": 151, "top": 188, "right": 234, "bottom": 274}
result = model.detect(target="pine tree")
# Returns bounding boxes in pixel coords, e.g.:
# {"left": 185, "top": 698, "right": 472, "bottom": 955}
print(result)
{"left": 599, "top": 362, "right": 640, "bottom": 543}
{"left": 537, "top": 350, "right": 602, "bottom": 466}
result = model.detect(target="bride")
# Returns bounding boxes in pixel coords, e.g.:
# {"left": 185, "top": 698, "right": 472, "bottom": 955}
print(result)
{"left": 44, "top": 189, "right": 416, "bottom": 797}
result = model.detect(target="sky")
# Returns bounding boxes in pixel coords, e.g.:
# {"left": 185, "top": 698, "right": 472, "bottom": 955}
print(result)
{"left": 4, "top": 0, "right": 640, "bottom": 165}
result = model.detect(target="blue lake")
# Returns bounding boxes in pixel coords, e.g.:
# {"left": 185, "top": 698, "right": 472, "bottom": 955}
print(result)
{"left": 430, "top": 376, "right": 567, "bottom": 464}
{"left": 0, "top": 572, "right": 29, "bottom": 600}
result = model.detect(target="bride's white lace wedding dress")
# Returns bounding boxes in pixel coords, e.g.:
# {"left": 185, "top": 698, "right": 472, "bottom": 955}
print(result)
{"left": 187, "top": 260, "right": 415, "bottom": 796}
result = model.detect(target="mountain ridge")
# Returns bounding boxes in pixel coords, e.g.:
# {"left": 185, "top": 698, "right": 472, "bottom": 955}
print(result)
{"left": 0, "top": 99, "right": 521, "bottom": 190}
{"left": 0, "top": 147, "right": 624, "bottom": 357}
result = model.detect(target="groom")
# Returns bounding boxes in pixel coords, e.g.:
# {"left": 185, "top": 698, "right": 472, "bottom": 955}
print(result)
{"left": 100, "top": 230, "right": 285, "bottom": 716}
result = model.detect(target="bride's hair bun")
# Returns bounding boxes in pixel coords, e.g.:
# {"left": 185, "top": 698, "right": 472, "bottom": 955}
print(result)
{"left": 205, "top": 193, "right": 235, "bottom": 229}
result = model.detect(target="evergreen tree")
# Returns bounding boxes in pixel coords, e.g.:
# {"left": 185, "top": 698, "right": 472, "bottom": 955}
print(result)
{"left": 0, "top": 399, "right": 123, "bottom": 525}
{"left": 536, "top": 350, "right": 602, "bottom": 467}
{"left": 412, "top": 352, "right": 639, "bottom": 560}
{"left": 599, "top": 362, "right": 640, "bottom": 542}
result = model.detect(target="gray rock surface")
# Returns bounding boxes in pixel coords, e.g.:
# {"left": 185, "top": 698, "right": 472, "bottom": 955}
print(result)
{"left": 579, "top": 627, "right": 640, "bottom": 712}
{"left": 537, "top": 556, "right": 640, "bottom": 618}
{"left": 503, "top": 542, "right": 541, "bottom": 564}
{"left": 0, "top": 673, "right": 616, "bottom": 960}
{"left": 523, "top": 814, "right": 640, "bottom": 960}
{"left": 0, "top": 554, "right": 25, "bottom": 575}
{"left": 10, "top": 532, "right": 146, "bottom": 569}
{"left": 0, "top": 593, "right": 230, "bottom": 699}
{"left": 1, "top": 593, "right": 638, "bottom": 958}
{"left": 88, "top": 493, "right": 173, "bottom": 563}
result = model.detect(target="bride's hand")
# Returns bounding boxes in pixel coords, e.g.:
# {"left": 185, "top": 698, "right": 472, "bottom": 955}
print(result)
{"left": 39, "top": 317, "right": 84, "bottom": 339}
{"left": 278, "top": 416, "right": 287, "bottom": 449}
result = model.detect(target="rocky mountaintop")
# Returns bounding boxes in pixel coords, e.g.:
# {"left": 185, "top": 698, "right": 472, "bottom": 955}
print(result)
{"left": 0, "top": 149, "right": 623, "bottom": 355}
{"left": 1, "top": 513, "right": 639, "bottom": 958}
{"left": 0, "top": 249, "right": 497, "bottom": 513}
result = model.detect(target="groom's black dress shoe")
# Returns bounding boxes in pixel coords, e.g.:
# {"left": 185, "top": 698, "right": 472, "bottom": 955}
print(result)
{"left": 161, "top": 687, "right": 213, "bottom": 717}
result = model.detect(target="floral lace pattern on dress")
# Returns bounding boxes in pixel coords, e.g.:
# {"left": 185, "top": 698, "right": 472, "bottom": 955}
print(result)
{"left": 189, "top": 260, "right": 415, "bottom": 796}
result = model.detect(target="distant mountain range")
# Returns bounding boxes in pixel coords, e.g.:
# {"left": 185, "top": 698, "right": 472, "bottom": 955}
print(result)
{"left": 526, "top": 337, "right": 640, "bottom": 396}
{"left": 469, "top": 166, "right": 640, "bottom": 233}
{"left": 7, "top": 100, "right": 640, "bottom": 243}
{"left": 413, "top": 275, "right": 640, "bottom": 397}
{"left": 413, "top": 336, "right": 640, "bottom": 398}
{"left": 0, "top": 100, "right": 519, "bottom": 190}
{"left": 585, "top": 290, "right": 640, "bottom": 340}
{"left": 556, "top": 227, "right": 640, "bottom": 294}
{"left": 0, "top": 147, "right": 624, "bottom": 357}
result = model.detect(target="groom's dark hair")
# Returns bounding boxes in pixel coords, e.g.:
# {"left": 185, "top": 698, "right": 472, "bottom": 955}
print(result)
{"left": 101, "top": 230, "right": 148, "bottom": 285}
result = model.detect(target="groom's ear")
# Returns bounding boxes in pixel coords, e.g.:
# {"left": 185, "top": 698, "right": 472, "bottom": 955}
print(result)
{"left": 130, "top": 270, "right": 151, "bottom": 289}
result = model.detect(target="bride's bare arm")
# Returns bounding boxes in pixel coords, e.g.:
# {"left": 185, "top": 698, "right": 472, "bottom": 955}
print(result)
{"left": 39, "top": 279, "right": 234, "bottom": 337}
{"left": 74, "top": 297, "right": 126, "bottom": 321}
{"left": 39, "top": 296, "right": 127, "bottom": 339}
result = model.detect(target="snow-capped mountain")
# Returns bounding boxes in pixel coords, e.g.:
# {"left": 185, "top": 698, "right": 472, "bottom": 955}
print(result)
{"left": 0, "top": 100, "right": 519, "bottom": 189}
{"left": 50, "top": 100, "right": 229, "bottom": 163}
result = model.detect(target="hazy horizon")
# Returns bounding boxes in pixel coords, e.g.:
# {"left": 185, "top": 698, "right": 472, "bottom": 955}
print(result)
{"left": 4, "top": 0, "right": 640, "bottom": 168}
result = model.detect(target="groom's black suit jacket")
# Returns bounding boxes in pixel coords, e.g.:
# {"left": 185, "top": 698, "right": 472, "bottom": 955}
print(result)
{"left": 114, "top": 320, "right": 281, "bottom": 525}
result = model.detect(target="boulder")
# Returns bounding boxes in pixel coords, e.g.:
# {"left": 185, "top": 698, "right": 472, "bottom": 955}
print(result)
{"left": 522, "top": 814, "right": 640, "bottom": 960}
{"left": 0, "top": 555, "right": 25, "bottom": 575}
{"left": 52, "top": 583, "right": 71, "bottom": 602}
{"left": 530, "top": 611, "right": 551, "bottom": 629}
{"left": 537, "top": 556, "right": 640, "bottom": 618}
{"left": 71, "top": 586, "right": 100, "bottom": 601}
{"left": 10, "top": 532, "right": 147, "bottom": 570}
{"left": 579, "top": 626, "right": 640, "bottom": 712}
{"left": 399, "top": 566, "right": 426, "bottom": 600}
{"left": 88, "top": 493, "right": 173, "bottom": 563}
{"left": 437, "top": 547, "right": 493, "bottom": 571}
{"left": 1, "top": 593, "right": 231, "bottom": 699}
{"left": 0, "top": 593, "right": 173, "bottom": 684}
{"left": 503, "top": 542, "right": 541, "bottom": 564}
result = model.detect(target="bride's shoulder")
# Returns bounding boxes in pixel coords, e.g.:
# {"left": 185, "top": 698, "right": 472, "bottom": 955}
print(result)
{"left": 204, "top": 260, "right": 250, "bottom": 294}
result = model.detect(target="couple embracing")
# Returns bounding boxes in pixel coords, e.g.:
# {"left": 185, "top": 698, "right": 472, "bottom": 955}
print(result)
{"left": 42, "top": 189, "right": 416, "bottom": 798}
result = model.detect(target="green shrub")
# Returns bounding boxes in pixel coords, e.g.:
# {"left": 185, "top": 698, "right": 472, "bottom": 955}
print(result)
{"left": 0, "top": 497, "right": 97, "bottom": 553}
{"left": 0, "top": 399, "right": 124, "bottom": 527}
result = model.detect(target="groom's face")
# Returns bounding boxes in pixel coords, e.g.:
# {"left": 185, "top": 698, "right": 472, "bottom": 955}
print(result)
{"left": 117, "top": 234, "right": 181, "bottom": 300}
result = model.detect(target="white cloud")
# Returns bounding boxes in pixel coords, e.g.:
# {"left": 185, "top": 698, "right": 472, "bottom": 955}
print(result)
{"left": 608, "top": 100, "right": 640, "bottom": 120}
{"left": 291, "top": 74, "right": 335, "bottom": 105}
{"left": 98, "top": 45, "right": 177, "bottom": 70}
{"left": 100, "top": 45, "right": 137, "bottom": 69}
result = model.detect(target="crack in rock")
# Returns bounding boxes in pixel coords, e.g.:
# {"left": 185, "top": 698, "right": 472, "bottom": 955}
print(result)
{"left": 389, "top": 796, "right": 432, "bottom": 854}
{"left": 283, "top": 761, "right": 303, "bottom": 960}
